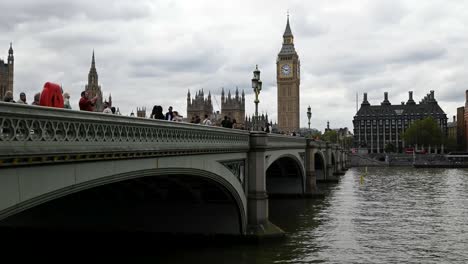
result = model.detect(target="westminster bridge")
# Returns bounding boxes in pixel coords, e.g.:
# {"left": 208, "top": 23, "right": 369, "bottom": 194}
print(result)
{"left": 0, "top": 102, "right": 349, "bottom": 237}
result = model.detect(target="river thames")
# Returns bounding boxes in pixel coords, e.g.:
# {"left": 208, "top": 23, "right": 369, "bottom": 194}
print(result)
{"left": 155, "top": 167, "right": 468, "bottom": 263}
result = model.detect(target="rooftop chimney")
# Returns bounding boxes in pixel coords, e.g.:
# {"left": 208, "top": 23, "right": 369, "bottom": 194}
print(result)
{"left": 361, "top": 92, "right": 370, "bottom": 106}
{"left": 407, "top": 91, "right": 416, "bottom": 105}
{"left": 381, "top": 91, "right": 391, "bottom": 106}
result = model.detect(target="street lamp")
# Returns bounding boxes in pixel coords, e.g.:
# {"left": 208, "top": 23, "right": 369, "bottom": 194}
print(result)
{"left": 307, "top": 105, "right": 312, "bottom": 131}
{"left": 251, "top": 65, "right": 262, "bottom": 131}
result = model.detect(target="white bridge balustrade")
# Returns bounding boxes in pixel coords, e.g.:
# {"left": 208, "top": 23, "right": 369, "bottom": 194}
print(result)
{"left": 0, "top": 102, "right": 349, "bottom": 238}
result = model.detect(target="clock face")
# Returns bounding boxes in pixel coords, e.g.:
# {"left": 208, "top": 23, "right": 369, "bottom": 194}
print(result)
{"left": 281, "top": 64, "right": 291, "bottom": 76}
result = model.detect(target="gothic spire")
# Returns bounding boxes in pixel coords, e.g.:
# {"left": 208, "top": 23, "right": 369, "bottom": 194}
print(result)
{"left": 92, "top": 50, "right": 95, "bottom": 68}
{"left": 283, "top": 14, "right": 293, "bottom": 38}
{"left": 8, "top": 42, "right": 13, "bottom": 55}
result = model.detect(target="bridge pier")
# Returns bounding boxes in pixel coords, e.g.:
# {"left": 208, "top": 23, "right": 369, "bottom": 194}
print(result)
{"left": 304, "top": 139, "right": 318, "bottom": 194}
{"left": 246, "top": 132, "right": 285, "bottom": 238}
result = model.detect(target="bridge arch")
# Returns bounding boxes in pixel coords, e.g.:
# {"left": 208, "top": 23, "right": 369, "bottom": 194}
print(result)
{"left": 266, "top": 154, "right": 305, "bottom": 195}
{"left": 0, "top": 168, "right": 246, "bottom": 235}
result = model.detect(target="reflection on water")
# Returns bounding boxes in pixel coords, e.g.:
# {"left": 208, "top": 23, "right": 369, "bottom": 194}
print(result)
{"left": 152, "top": 167, "right": 468, "bottom": 263}
{"left": 5, "top": 168, "right": 467, "bottom": 262}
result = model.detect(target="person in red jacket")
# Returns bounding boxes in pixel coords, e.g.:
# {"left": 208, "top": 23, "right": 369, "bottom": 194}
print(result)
{"left": 79, "top": 90, "right": 99, "bottom": 111}
{"left": 39, "top": 82, "right": 64, "bottom": 108}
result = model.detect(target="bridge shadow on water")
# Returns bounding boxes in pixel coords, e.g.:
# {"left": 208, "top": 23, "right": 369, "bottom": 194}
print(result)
{"left": 0, "top": 174, "right": 339, "bottom": 260}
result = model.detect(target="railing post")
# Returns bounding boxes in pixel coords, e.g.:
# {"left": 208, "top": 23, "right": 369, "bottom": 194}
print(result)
{"left": 247, "top": 131, "right": 284, "bottom": 238}
{"left": 305, "top": 139, "right": 317, "bottom": 194}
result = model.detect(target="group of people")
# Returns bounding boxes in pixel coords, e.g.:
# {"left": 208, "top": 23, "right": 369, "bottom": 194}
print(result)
{"left": 149, "top": 106, "right": 184, "bottom": 122}
{"left": 3, "top": 82, "right": 72, "bottom": 109}
{"left": 4, "top": 85, "right": 269, "bottom": 132}
{"left": 2, "top": 82, "right": 119, "bottom": 115}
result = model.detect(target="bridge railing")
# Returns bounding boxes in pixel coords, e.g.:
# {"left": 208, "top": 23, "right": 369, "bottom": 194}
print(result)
{"left": 0, "top": 102, "right": 250, "bottom": 166}
{"left": 266, "top": 134, "right": 306, "bottom": 150}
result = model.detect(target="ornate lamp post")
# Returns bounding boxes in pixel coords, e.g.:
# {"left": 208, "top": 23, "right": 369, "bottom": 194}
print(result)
{"left": 251, "top": 65, "right": 262, "bottom": 131}
{"left": 307, "top": 105, "right": 312, "bottom": 131}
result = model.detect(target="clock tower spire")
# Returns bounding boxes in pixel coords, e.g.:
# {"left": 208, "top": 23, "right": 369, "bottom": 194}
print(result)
{"left": 277, "top": 14, "right": 300, "bottom": 133}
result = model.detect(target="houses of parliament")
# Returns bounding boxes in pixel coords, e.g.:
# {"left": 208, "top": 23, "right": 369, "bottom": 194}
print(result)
{"left": 0, "top": 43, "right": 14, "bottom": 100}
{"left": 186, "top": 15, "right": 301, "bottom": 132}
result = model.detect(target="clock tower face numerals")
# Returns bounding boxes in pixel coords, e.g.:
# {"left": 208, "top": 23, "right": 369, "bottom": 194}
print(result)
{"left": 281, "top": 64, "right": 291, "bottom": 76}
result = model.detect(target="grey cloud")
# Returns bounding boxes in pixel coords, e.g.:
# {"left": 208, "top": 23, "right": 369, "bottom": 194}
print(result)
{"left": 0, "top": 0, "right": 153, "bottom": 31}
{"left": 391, "top": 46, "right": 446, "bottom": 64}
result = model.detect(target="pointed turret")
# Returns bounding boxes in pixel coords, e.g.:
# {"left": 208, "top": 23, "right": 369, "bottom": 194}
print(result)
{"left": 279, "top": 14, "right": 296, "bottom": 55}
{"left": 235, "top": 86, "right": 239, "bottom": 99}
{"left": 208, "top": 91, "right": 211, "bottom": 102}
{"left": 283, "top": 14, "right": 293, "bottom": 38}
{"left": 221, "top": 87, "right": 225, "bottom": 102}
{"left": 8, "top": 42, "right": 13, "bottom": 63}
{"left": 228, "top": 90, "right": 231, "bottom": 99}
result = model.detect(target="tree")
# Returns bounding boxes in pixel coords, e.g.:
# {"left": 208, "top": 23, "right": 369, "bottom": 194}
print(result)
{"left": 402, "top": 117, "right": 443, "bottom": 147}
{"left": 306, "top": 129, "right": 322, "bottom": 140}
{"left": 322, "top": 130, "right": 338, "bottom": 143}
{"left": 384, "top": 143, "right": 396, "bottom": 153}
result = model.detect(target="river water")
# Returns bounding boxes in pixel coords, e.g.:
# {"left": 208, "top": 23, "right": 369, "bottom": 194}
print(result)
{"left": 156, "top": 167, "right": 468, "bottom": 263}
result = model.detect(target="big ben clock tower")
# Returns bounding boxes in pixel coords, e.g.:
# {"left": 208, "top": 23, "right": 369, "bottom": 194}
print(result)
{"left": 277, "top": 15, "right": 300, "bottom": 133}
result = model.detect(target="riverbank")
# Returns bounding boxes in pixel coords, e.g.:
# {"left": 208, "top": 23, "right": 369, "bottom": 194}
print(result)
{"left": 351, "top": 153, "right": 451, "bottom": 167}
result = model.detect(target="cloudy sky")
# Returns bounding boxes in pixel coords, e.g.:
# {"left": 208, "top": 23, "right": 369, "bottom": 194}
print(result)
{"left": 1, "top": 0, "right": 467, "bottom": 130}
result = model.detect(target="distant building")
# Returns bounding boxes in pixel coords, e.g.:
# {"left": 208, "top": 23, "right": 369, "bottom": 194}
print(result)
{"left": 221, "top": 87, "right": 245, "bottom": 126}
{"left": 85, "top": 51, "right": 110, "bottom": 112}
{"left": 186, "top": 89, "right": 213, "bottom": 122}
{"left": 447, "top": 115, "right": 457, "bottom": 140}
{"left": 137, "top": 107, "right": 146, "bottom": 118}
{"left": 464, "top": 90, "right": 468, "bottom": 152}
{"left": 245, "top": 113, "right": 270, "bottom": 131}
{"left": 324, "top": 121, "right": 353, "bottom": 144}
{"left": 353, "top": 91, "right": 448, "bottom": 153}
{"left": 457, "top": 106, "right": 466, "bottom": 151}
{"left": 0, "top": 43, "right": 14, "bottom": 100}
{"left": 186, "top": 87, "right": 245, "bottom": 126}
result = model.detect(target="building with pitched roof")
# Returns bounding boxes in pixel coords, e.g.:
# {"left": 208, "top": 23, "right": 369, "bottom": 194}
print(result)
{"left": 353, "top": 91, "right": 448, "bottom": 153}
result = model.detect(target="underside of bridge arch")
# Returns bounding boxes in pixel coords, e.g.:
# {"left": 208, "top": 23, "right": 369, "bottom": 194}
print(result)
{"left": 0, "top": 173, "right": 243, "bottom": 236}
{"left": 315, "top": 152, "right": 326, "bottom": 181}
{"left": 266, "top": 156, "right": 304, "bottom": 196}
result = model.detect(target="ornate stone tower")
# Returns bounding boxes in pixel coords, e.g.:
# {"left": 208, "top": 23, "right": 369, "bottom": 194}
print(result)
{"left": 0, "top": 43, "right": 14, "bottom": 100}
{"left": 221, "top": 87, "right": 245, "bottom": 126}
{"left": 187, "top": 89, "right": 213, "bottom": 121}
{"left": 277, "top": 15, "right": 300, "bottom": 133}
{"left": 85, "top": 51, "right": 104, "bottom": 112}
{"left": 137, "top": 107, "right": 146, "bottom": 118}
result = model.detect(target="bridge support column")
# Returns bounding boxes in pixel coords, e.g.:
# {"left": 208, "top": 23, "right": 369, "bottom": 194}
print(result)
{"left": 247, "top": 132, "right": 284, "bottom": 239}
{"left": 305, "top": 139, "right": 318, "bottom": 194}
{"left": 324, "top": 143, "right": 339, "bottom": 182}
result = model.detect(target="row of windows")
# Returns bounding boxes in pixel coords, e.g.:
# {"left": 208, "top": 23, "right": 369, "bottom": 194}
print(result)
{"left": 357, "top": 119, "right": 446, "bottom": 125}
